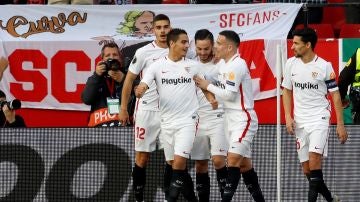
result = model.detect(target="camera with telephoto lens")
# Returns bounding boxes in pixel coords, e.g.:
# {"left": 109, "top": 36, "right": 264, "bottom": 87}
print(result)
{"left": 102, "top": 58, "right": 122, "bottom": 75}
{"left": 0, "top": 99, "right": 21, "bottom": 110}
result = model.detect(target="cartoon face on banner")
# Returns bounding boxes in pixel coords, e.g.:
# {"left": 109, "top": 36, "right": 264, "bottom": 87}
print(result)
{"left": 117, "top": 10, "right": 155, "bottom": 38}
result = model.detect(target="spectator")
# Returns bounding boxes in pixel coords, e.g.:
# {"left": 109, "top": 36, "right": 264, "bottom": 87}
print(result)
{"left": 81, "top": 42, "right": 130, "bottom": 127}
{"left": 0, "top": 90, "right": 26, "bottom": 127}
{"left": 48, "top": 0, "right": 92, "bottom": 5}
{"left": 338, "top": 48, "right": 360, "bottom": 124}
{"left": 134, "top": 0, "right": 162, "bottom": 3}
{"left": 344, "top": 0, "right": 360, "bottom": 23}
{"left": 195, "top": 0, "right": 232, "bottom": 3}
{"left": 265, "top": 0, "right": 327, "bottom": 38}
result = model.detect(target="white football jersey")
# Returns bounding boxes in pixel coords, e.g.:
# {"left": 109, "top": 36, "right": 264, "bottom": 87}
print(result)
{"left": 282, "top": 55, "right": 338, "bottom": 126}
{"left": 194, "top": 57, "right": 224, "bottom": 120}
{"left": 141, "top": 57, "right": 200, "bottom": 128}
{"left": 129, "top": 41, "right": 169, "bottom": 111}
{"left": 211, "top": 54, "right": 258, "bottom": 128}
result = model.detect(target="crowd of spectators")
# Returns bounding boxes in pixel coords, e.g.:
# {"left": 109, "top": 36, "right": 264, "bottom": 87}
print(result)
{"left": 0, "top": 0, "right": 358, "bottom": 25}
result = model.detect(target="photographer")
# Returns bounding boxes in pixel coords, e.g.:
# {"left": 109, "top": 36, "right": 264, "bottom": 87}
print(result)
{"left": 81, "top": 42, "right": 127, "bottom": 127}
{"left": 0, "top": 90, "right": 26, "bottom": 127}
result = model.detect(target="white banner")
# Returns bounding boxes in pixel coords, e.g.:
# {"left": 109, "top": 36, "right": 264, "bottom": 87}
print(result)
{"left": 0, "top": 4, "right": 301, "bottom": 111}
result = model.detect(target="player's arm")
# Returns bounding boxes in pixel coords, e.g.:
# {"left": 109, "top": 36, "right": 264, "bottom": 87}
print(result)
{"left": 119, "top": 71, "right": 138, "bottom": 126}
{"left": 202, "top": 89, "right": 218, "bottom": 110}
{"left": 330, "top": 90, "right": 348, "bottom": 144}
{"left": 135, "top": 82, "right": 149, "bottom": 98}
{"left": 282, "top": 88, "right": 295, "bottom": 135}
{"left": 194, "top": 76, "right": 236, "bottom": 101}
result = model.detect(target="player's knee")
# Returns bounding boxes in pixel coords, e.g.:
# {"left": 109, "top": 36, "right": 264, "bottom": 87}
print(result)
{"left": 195, "top": 160, "right": 208, "bottom": 173}
{"left": 212, "top": 155, "right": 226, "bottom": 169}
{"left": 136, "top": 152, "right": 150, "bottom": 166}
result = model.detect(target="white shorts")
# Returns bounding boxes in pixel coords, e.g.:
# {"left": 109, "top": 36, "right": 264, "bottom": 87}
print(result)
{"left": 227, "top": 120, "right": 258, "bottom": 158}
{"left": 190, "top": 115, "right": 228, "bottom": 160}
{"left": 162, "top": 122, "right": 197, "bottom": 161}
{"left": 295, "top": 123, "right": 330, "bottom": 163}
{"left": 134, "top": 110, "right": 161, "bottom": 152}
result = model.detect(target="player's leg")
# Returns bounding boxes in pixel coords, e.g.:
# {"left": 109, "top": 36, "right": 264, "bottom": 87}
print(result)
{"left": 307, "top": 125, "right": 333, "bottom": 202}
{"left": 164, "top": 161, "right": 173, "bottom": 201}
{"left": 240, "top": 157, "right": 265, "bottom": 202}
{"left": 191, "top": 135, "right": 211, "bottom": 202}
{"left": 168, "top": 125, "right": 198, "bottom": 202}
{"left": 195, "top": 160, "right": 210, "bottom": 202}
{"left": 162, "top": 127, "right": 175, "bottom": 201}
{"left": 209, "top": 123, "right": 228, "bottom": 199}
{"left": 221, "top": 152, "right": 242, "bottom": 202}
{"left": 133, "top": 110, "right": 160, "bottom": 202}
{"left": 133, "top": 152, "right": 150, "bottom": 202}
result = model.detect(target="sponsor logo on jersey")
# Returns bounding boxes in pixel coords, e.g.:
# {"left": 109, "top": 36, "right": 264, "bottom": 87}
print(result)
{"left": 184, "top": 66, "right": 190, "bottom": 73}
{"left": 294, "top": 82, "right": 318, "bottom": 90}
{"left": 161, "top": 77, "right": 192, "bottom": 85}
{"left": 226, "top": 80, "right": 235, "bottom": 86}
{"left": 215, "top": 80, "right": 225, "bottom": 89}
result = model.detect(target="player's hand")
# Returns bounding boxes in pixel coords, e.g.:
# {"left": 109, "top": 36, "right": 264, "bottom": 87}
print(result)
{"left": 118, "top": 109, "right": 129, "bottom": 126}
{"left": 95, "top": 61, "right": 106, "bottom": 76}
{"left": 135, "top": 84, "right": 147, "bottom": 98}
{"left": 336, "top": 124, "right": 348, "bottom": 144}
{"left": 2, "top": 104, "right": 16, "bottom": 124}
{"left": 285, "top": 116, "right": 295, "bottom": 135}
{"left": 209, "top": 99, "right": 218, "bottom": 110}
{"left": 193, "top": 76, "right": 209, "bottom": 90}
{"left": 108, "top": 70, "right": 125, "bottom": 83}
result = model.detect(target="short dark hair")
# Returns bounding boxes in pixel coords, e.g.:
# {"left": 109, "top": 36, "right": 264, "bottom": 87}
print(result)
{"left": 0, "top": 90, "right": 5, "bottom": 99}
{"left": 292, "top": 28, "right": 318, "bottom": 50}
{"left": 101, "top": 42, "right": 121, "bottom": 58}
{"left": 195, "top": 29, "right": 214, "bottom": 45}
{"left": 166, "top": 28, "right": 187, "bottom": 47}
{"left": 219, "top": 30, "right": 240, "bottom": 47}
{"left": 153, "top": 14, "right": 170, "bottom": 24}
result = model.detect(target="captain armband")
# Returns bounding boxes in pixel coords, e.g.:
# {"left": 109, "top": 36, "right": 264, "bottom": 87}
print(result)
{"left": 325, "top": 79, "right": 337, "bottom": 90}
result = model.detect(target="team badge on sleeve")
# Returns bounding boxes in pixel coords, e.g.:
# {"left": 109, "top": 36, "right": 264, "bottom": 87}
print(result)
{"left": 229, "top": 71, "right": 235, "bottom": 81}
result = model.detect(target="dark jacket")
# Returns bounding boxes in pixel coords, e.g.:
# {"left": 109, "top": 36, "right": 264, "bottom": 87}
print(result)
{"left": 0, "top": 114, "right": 26, "bottom": 127}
